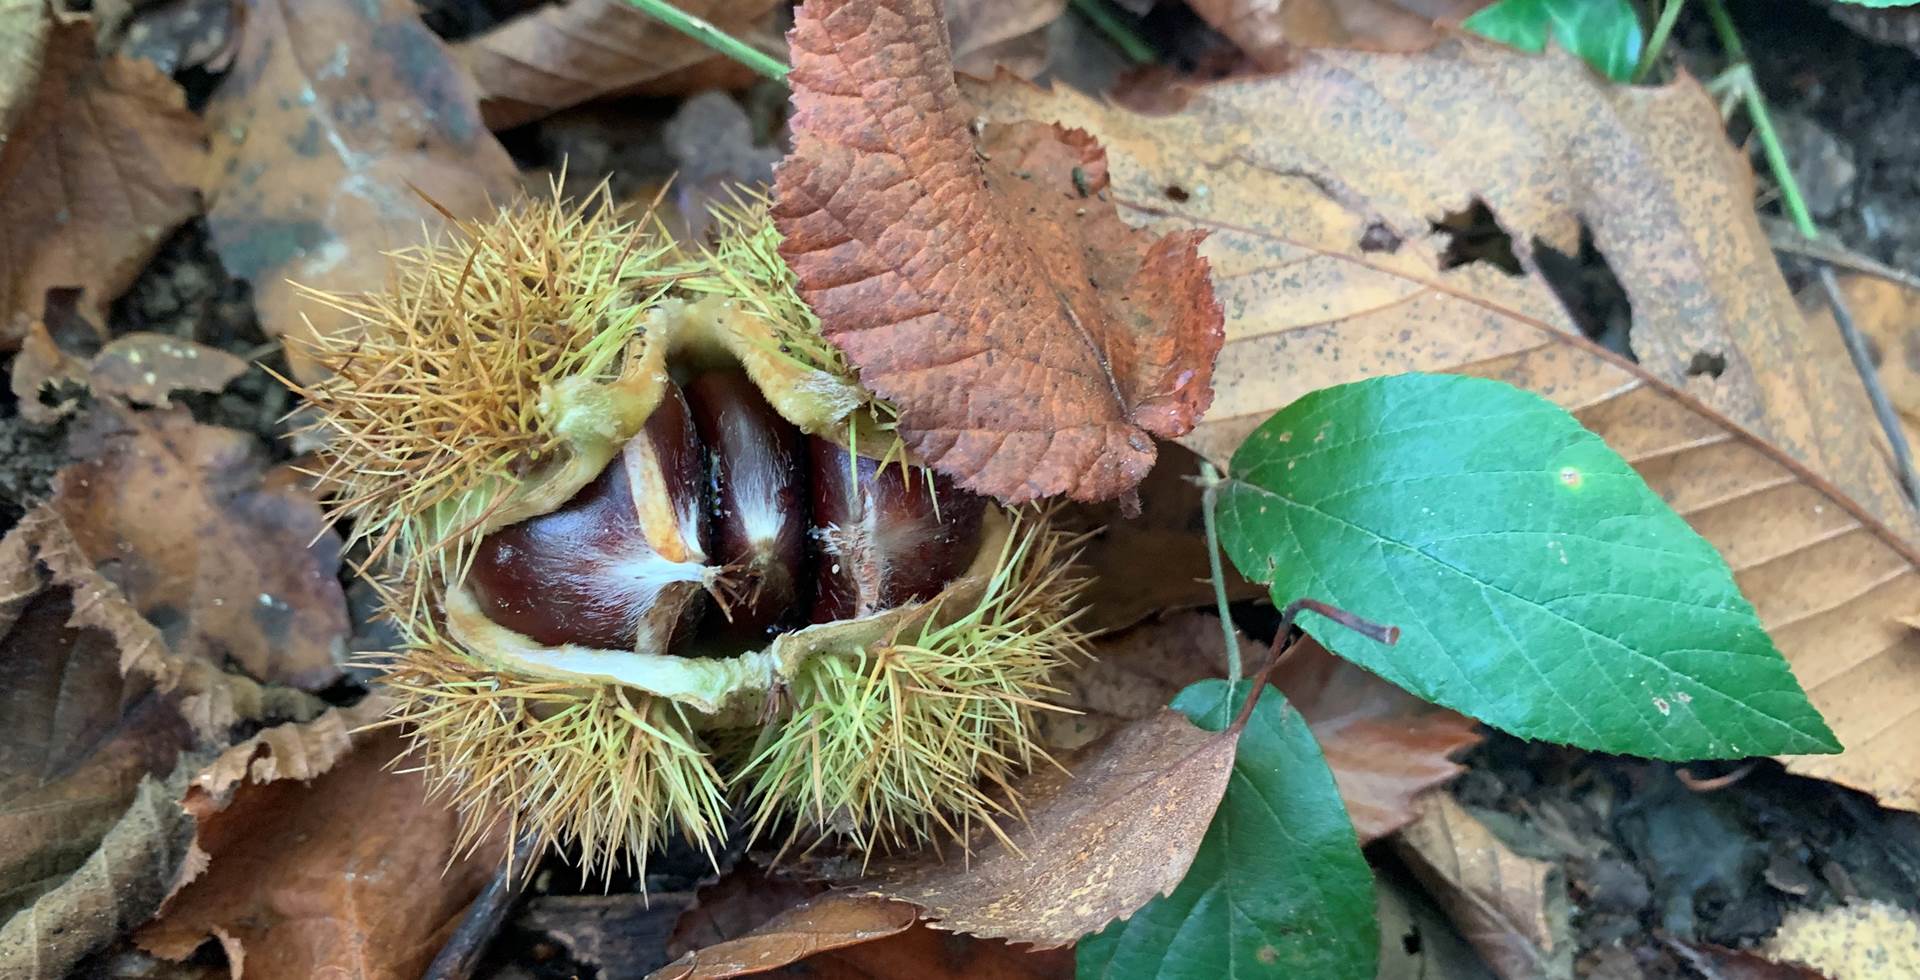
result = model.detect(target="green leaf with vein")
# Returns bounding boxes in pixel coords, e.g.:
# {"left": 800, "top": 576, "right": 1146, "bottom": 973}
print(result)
{"left": 1217, "top": 374, "right": 1839, "bottom": 760}
{"left": 1077, "top": 680, "right": 1376, "bottom": 980}
{"left": 1463, "top": 0, "right": 1643, "bottom": 81}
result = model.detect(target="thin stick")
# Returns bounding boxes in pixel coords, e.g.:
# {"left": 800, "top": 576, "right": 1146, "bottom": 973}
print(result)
{"left": 423, "top": 833, "right": 543, "bottom": 980}
{"left": 1229, "top": 597, "right": 1400, "bottom": 732}
{"left": 1764, "top": 219, "right": 1920, "bottom": 293}
{"left": 1821, "top": 265, "right": 1920, "bottom": 506}
{"left": 1069, "top": 0, "right": 1157, "bottom": 66}
{"left": 1198, "top": 462, "right": 1242, "bottom": 683}
{"left": 620, "top": 0, "right": 790, "bottom": 83}
{"left": 1633, "top": 0, "right": 1688, "bottom": 83}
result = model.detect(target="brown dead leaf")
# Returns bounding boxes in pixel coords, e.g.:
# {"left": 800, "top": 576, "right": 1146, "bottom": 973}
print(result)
{"left": 521, "top": 893, "right": 700, "bottom": 978}
{"left": 138, "top": 725, "right": 494, "bottom": 980}
{"left": 667, "top": 870, "right": 823, "bottom": 961}
{"left": 0, "top": 17, "right": 205, "bottom": 348}
{"left": 1046, "top": 613, "right": 1476, "bottom": 842}
{"left": 1190, "top": 0, "right": 1486, "bottom": 64}
{"left": 456, "top": 0, "right": 782, "bottom": 131}
{"left": 773, "top": 0, "right": 1224, "bottom": 505}
{"left": 858, "top": 707, "right": 1235, "bottom": 946}
{"left": 0, "top": 0, "right": 49, "bottom": 140}
{"left": 1668, "top": 939, "right": 1832, "bottom": 980}
{"left": 968, "top": 41, "right": 1920, "bottom": 810}
{"left": 1394, "top": 795, "right": 1573, "bottom": 980}
{"left": 54, "top": 407, "right": 350, "bottom": 691}
{"left": 1809, "top": 273, "right": 1920, "bottom": 445}
{"left": 946, "top": 0, "right": 1066, "bottom": 79}
{"left": 203, "top": 0, "right": 517, "bottom": 381}
{"left": 11, "top": 322, "right": 248, "bottom": 422}
{"left": 780, "top": 921, "right": 1074, "bottom": 979}
{"left": 650, "top": 892, "right": 920, "bottom": 980}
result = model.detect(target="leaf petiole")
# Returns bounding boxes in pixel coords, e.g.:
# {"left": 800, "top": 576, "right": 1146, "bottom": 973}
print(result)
{"left": 1198, "top": 461, "right": 1242, "bottom": 683}
{"left": 619, "top": 0, "right": 791, "bottom": 84}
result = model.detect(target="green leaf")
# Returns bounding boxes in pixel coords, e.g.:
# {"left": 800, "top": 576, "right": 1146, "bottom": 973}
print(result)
{"left": 1464, "top": 0, "right": 1645, "bottom": 81}
{"left": 1076, "top": 680, "right": 1377, "bottom": 980}
{"left": 1216, "top": 373, "right": 1839, "bottom": 761}
{"left": 1831, "top": 0, "right": 1920, "bottom": 7}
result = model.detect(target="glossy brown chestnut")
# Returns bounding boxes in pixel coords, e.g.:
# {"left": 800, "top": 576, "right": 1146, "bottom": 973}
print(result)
{"left": 807, "top": 439, "right": 986, "bottom": 623}
{"left": 466, "top": 380, "right": 712, "bottom": 651}
{"left": 686, "top": 370, "right": 810, "bottom": 640}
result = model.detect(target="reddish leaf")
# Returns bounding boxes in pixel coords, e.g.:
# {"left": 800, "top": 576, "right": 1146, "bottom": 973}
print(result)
{"left": 651, "top": 892, "right": 919, "bottom": 980}
{"left": 778, "top": 921, "right": 1074, "bottom": 979}
{"left": 773, "top": 0, "right": 1223, "bottom": 504}
{"left": 667, "top": 870, "right": 824, "bottom": 961}
{"left": 1188, "top": 0, "right": 1487, "bottom": 65}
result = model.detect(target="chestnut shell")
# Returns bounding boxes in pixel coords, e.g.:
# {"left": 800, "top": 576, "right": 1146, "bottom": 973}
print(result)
{"left": 686, "top": 370, "right": 810, "bottom": 640}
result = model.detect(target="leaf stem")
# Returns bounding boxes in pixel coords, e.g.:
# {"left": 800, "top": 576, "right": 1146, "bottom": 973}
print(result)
{"left": 1228, "top": 597, "right": 1400, "bottom": 732}
{"left": 620, "top": 0, "right": 790, "bottom": 84}
{"left": 1069, "top": 0, "right": 1158, "bottom": 66}
{"left": 1632, "top": 0, "right": 1687, "bottom": 83}
{"left": 1198, "top": 461, "right": 1242, "bottom": 684}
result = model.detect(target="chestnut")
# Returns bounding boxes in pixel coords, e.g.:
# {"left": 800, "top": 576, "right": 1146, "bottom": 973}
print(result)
{"left": 807, "top": 438, "right": 986, "bottom": 623}
{"left": 686, "top": 370, "right": 810, "bottom": 639}
{"left": 466, "top": 380, "right": 712, "bottom": 651}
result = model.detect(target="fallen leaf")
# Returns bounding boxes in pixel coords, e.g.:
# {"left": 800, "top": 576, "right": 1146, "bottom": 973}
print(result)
{"left": 966, "top": 40, "right": 1920, "bottom": 810}
{"left": 773, "top": 0, "right": 1224, "bottom": 505}
{"left": 1045, "top": 613, "right": 1478, "bottom": 842}
{"left": 858, "top": 707, "right": 1236, "bottom": 946}
{"left": 0, "top": 0, "right": 48, "bottom": 140}
{"left": 53, "top": 407, "right": 350, "bottom": 691}
{"left": 781, "top": 921, "right": 1074, "bottom": 979}
{"left": 11, "top": 323, "right": 248, "bottom": 423}
{"left": 456, "top": 0, "right": 783, "bottom": 131}
{"left": 1763, "top": 900, "right": 1920, "bottom": 980}
{"left": 203, "top": 0, "right": 518, "bottom": 381}
{"left": 945, "top": 0, "right": 1066, "bottom": 78}
{"left": 1808, "top": 273, "right": 1920, "bottom": 444}
{"left": 137, "top": 726, "right": 495, "bottom": 980}
{"left": 650, "top": 892, "right": 919, "bottom": 980}
{"left": 1394, "top": 795, "right": 1574, "bottom": 980}
{"left": 1189, "top": 0, "right": 1486, "bottom": 64}
{"left": 1667, "top": 939, "right": 1832, "bottom": 980}
{"left": 0, "top": 17, "right": 205, "bottom": 347}
{"left": 667, "top": 870, "right": 823, "bottom": 960}
{"left": 521, "top": 893, "right": 699, "bottom": 978}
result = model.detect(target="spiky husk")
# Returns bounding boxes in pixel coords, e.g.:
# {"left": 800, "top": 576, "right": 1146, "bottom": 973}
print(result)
{"left": 285, "top": 183, "right": 673, "bottom": 604}
{"left": 374, "top": 511, "right": 1087, "bottom": 876}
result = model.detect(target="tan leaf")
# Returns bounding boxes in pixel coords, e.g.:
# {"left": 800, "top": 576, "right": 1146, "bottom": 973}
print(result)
{"left": 11, "top": 325, "right": 248, "bottom": 423}
{"left": 1394, "top": 795, "right": 1573, "bottom": 980}
{"left": 1045, "top": 613, "right": 1477, "bottom": 842}
{"left": 1189, "top": 0, "right": 1486, "bottom": 63}
{"left": 966, "top": 41, "right": 1920, "bottom": 810}
{"left": 136, "top": 727, "right": 495, "bottom": 980}
{"left": 945, "top": 0, "right": 1066, "bottom": 79}
{"left": 0, "top": 17, "right": 205, "bottom": 348}
{"left": 858, "top": 708, "right": 1236, "bottom": 946}
{"left": 0, "top": 0, "right": 49, "bottom": 141}
{"left": 1809, "top": 273, "right": 1920, "bottom": 444}
{"left": 650, "top": 892, "right": 919, "bottom": 980}
{"left": 773, "top": 0, "right": 1224, "bottom": 505}
{"left": 53, "top": 407, "right": 350, "bottom": 691}
{"left": 456, "top": 0, "right": 783, "bottom": 131}
{"left": 203, "top": 0, "right": 517, "bottom": 381}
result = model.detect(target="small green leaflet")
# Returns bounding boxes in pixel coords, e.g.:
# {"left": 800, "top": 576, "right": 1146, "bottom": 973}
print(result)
{"left": 1215, "top": 374, "right": 1839, "bottom": 761}
{"left": 1076, "top": 681, "right": 1376, "bottom": 980}
{"left": 1464, "top": 0, "right": 1644, "bottom": 81}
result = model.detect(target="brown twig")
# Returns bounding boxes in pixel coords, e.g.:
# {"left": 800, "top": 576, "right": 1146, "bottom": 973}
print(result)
{"left": 1818, "top": 264, "right": 1920, "bottom": 509}
{"left": 423, "top": 832, "right": 543, "bottom": 980}
{"left": 1230, "top": 598, "right": 1400, "bottom": 732}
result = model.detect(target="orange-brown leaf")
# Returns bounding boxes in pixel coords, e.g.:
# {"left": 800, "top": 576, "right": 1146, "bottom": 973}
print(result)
{"left": 650, "top": 892, "right": 919, "bottom": 980}
{"left": 773, "top": 0, "right": 1223, "bottom": 504}
{"left": 1189, "top": 0, "right": 1486, "bottom": 64}
{"left": 202, "top": 0, "right": 517, "bottom": 381}
{"left": 0, "top": 18, "right": 205, "bottom": 347}
{"left": 456, "top": 0, "right": 782, "bottom": 130}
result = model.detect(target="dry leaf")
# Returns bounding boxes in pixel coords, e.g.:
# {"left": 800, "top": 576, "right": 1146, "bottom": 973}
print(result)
{"left": 780, "top": 921, "right": 1074, "bottom": 979}
{"left": 774, "top": 0, "right": 1224, "bottom": 505}
{"left": 11, "top": 323, "right": 248, "bottom": 422}
{"left": 1667, "top": 939, "right": 1832, "bottom": 980}
{"left": 1045, "top": 613, "right": 1476, "bottom": 842}
{"left": 650, "top": 892, "right": 920, "bottom": 980}
{"left": 203, "top": 0, "right": 517, "bottom": 381}
{"left": 1809, "top": 274, "right": 1920, "bottom": 444}
{"left": 0, "top": 17, "right": 204, "bottom": 347}
{"left": 1189, "top": 0, "right": 1485, "bottom": 64}
{"left": 967, "top": 41, "right": 1920, "bottom": 810}
{"left": 54, "top": 408, "right": 350, "bottom": 691}
{"left": 667, "top": 870, "right": 823, "bottom": 961}
{"left": 946, "top": 0, "right": 1066, "bottom": 79}
{"left": 137, "top": 727, "right": 495, "bottom": 980}
{"left": 456, "top": 0, "right": 783, "bottom": 130}
{"left": 1394, "top": 795, "right": 1573, "bottom": 980}
{"left": 859, "top": 708, "right": 1236, "bottom": 946}
{"left": 1763, "top": 900, "right": 1920, "bottom": 980}
{"left": 521, "top": 893, "right": 699, "bottom": 978}
{"left": 0, "top": 0, "right": 49, "bottom": 142}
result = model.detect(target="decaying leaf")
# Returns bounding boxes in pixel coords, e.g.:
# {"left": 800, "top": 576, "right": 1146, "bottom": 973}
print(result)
{"left": 775, "top": 921, "right": 1074, "bottom": 979}
{"left": 1394, "top": 795, "right": 1573, "bottom": 980}
{"left": 11, "top": 322, "right": 248, "bottom": 423}
{"left": 202, "top": 0, "right": 517, "bottom": 381}
{"left": 1667, "top": 939, "right": 1830, "bottom": 980}
{"left": 53, "top": 408, "right": 349, "bottom": 691}
{"left": 1045, "top": 613, "right": 1477, "bottom": 843}
{"left": 945, "top": 0, "right": 1067, "bottom": 79}
{"left": 967, "top": 40, "right": 1920, "bottom": 810}
{"left": 0, "top": 17, "right": 204, "bottom": 348}
{"left": 860, "top": 707, "right": 1236, "bottom": 946}
{"left": 1190, "top": 0, "right": 1485, "bottom": 63}
{"left": 522, "top": 893, "right": 701, "bottom": 978}
{"left": 667, "top": 870, "right": 823, "bottom": 961}
{"left": 1763, "top": 900, "right": 1920, "bottom": 979}
{"left": 774, "top": 0, "right": 1224, "bottom": 505}
{"left": 137, "top": 726, "right": 495, "bottom": 980}
{"left": 651, "top": 892, "right": 920, "bottom": 980}
{"left": 457, "top": 0, "right": 783, "bottom": 131}
{"left": 0, "top": 0, "right": 49, "bottom": 142}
